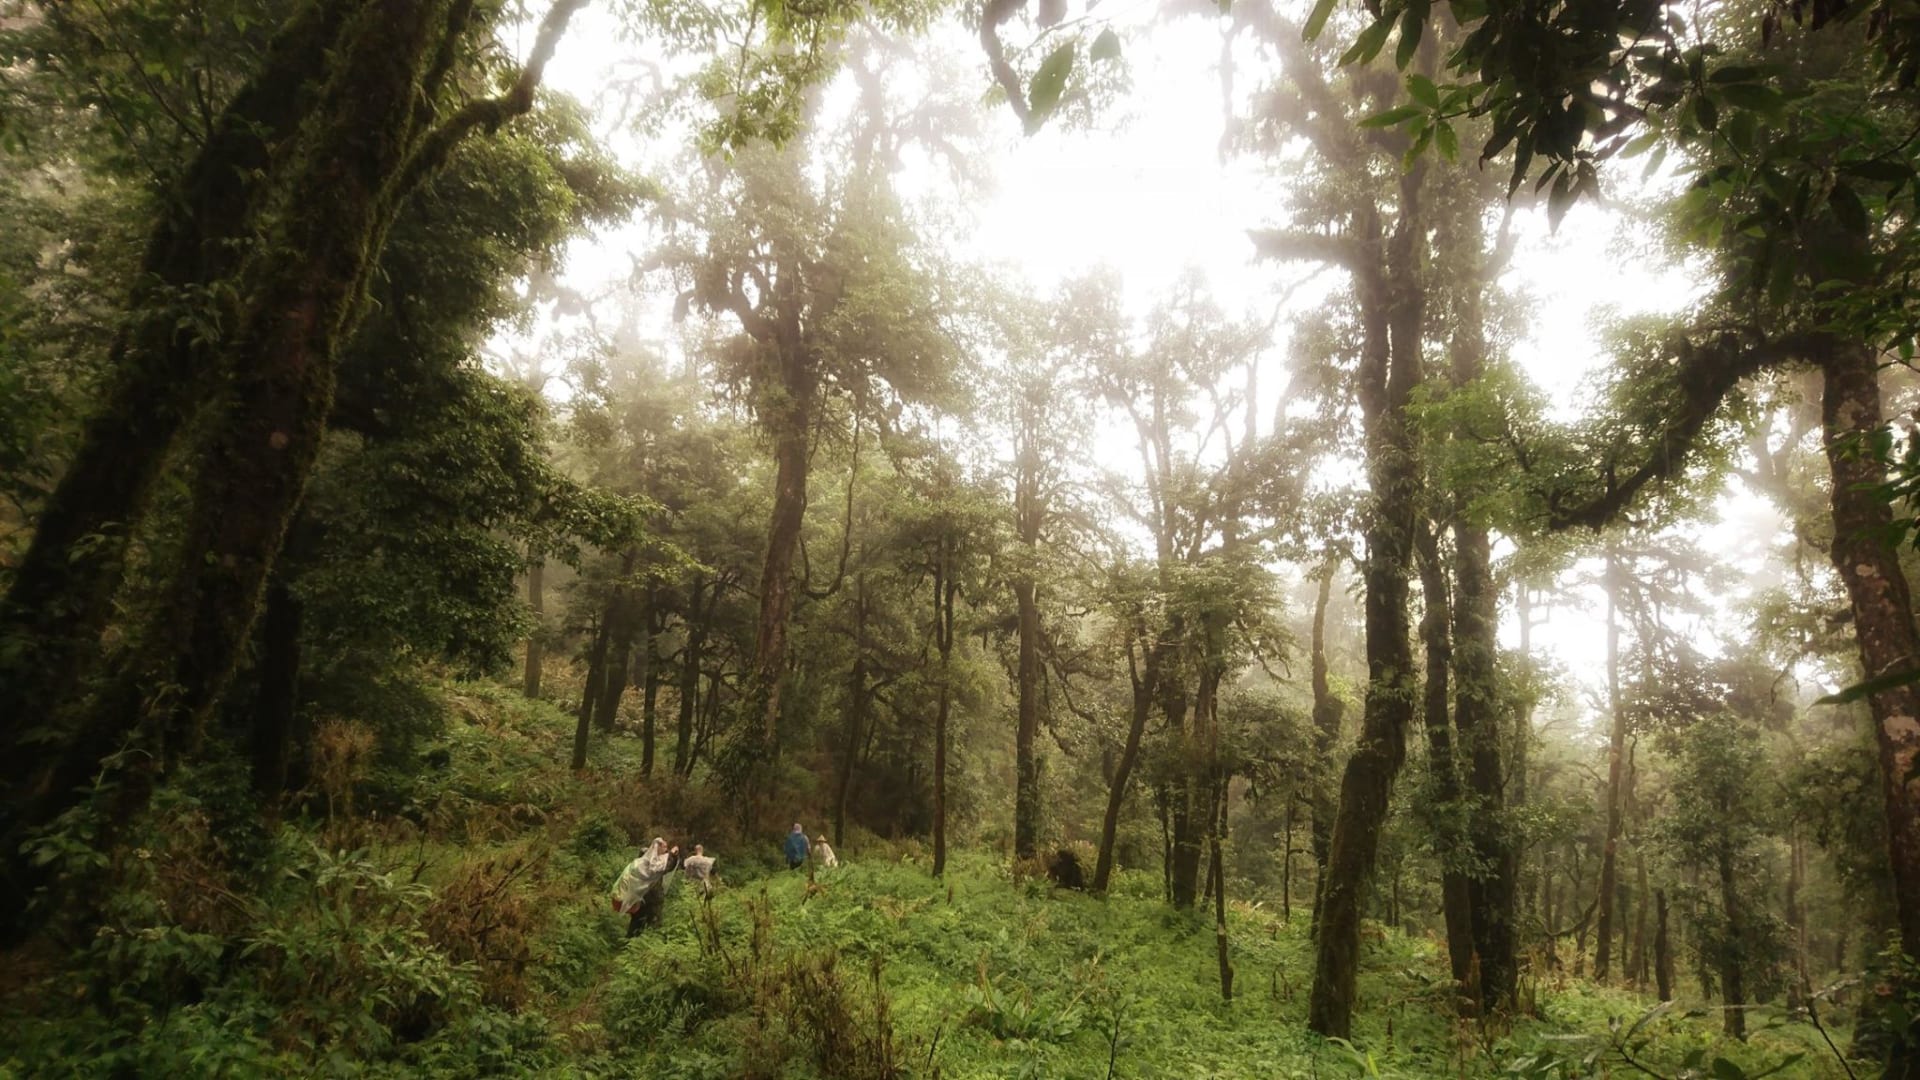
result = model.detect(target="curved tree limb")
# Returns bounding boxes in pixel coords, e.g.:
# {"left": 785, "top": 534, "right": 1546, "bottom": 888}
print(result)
{"left": 1544, "top": 329, "right": 1827, "bottom": 531}
{"left": 399, "top": 0, "right": 591, "bottom": 195}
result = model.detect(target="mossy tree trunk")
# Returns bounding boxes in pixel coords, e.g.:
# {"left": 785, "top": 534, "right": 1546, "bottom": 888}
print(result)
{"left": 751, "top": 349, "right": 816, "bottom": 754}
{"left": 594, "top": 550, "right": 640, "bottom": 733}
{"left": 573, "top": 615, "right": 611, "bottom": 772}
{"left": 1821, "top": 342, "right": 1920, "bottom": 1037}
{"left": 1094, "top": 612, "right": 1161, "bottom": 892}
{"left": 0, "top": 1, "right": 349, "bottom": 750}
{"left": 932, "top": 533, "right": 957, "bottom": 878}
{"left": 675, "top": 576, "right": 708, "bottom": 778}
{"left": 1309, "top": 163, "right": 1428, "bottom": 1039}
{"left": 834, "top": 576, "right": 871, "bottom": 850}
{"left": 250, "top": 576, "right": 303, "bottom": 804}
{"left": 640, "top": 594, "right": 661, "bottom": 776}
{"left": 523, "top": 556, "right": 546, "bottom": 698}
{"left": 1415, "top": 524, "right": 1476, "bottom": 996}
{"left": 1594, "top": 546, "right": 1626, "bottom": 983}
{"left": 0, "top": 0, "right": 586, "bottom": 938}
{"left": 1308, "top": 562, "right": 1344, "bottom": 929}
{"left": 1012, "top": 420, "right": 1045, "bottom": 862}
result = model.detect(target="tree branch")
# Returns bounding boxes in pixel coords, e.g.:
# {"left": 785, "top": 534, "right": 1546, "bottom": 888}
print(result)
{"left": 398, "top": 0, "right": 589, "bottom": 195}
{"left": 1544, "top": 330, "right": 1824, "bottom": 531}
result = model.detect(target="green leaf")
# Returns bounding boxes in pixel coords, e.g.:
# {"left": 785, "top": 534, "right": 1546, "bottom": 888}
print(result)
{"left": 1841, "top": 158, "right": 1913, "bottom": 185}
{"left": 1709, "top": 64, "right": 1763, "bottom": 83}
{"left": 1830, "top": 182, "right": 1869, "bottom": 235}
{"left": 1403, "top": 122, "right": 1434, "bottom": 169}
{"left": 1693, "top": 94, "right": 1719, "bottom": 131}
{"left": 1434, "top": 120, "right": 1458, "bottom": 162}
{"left": 1407, "top": 74, "right": 1440, "bottom": 108}
{"left": 1339, "top": 15, "right": 1394, "bottom": 66}
{"left": 1359, "top": 104, "right": 1423, "bottom": 129}
{"left": 1028, "top": 43, "right": 1076, "bottom": 121}
{"left": 1547, "top": 170, "right": 1576, "bottom": 230}
{"left": 1618, "top": 129, "right": 1662, "bottom": 159}
{"left": 1642, "top": 142, "right": 1667, "bottom": 179}
{"left": 1507, "top": 140, "right": 1534, "bottom": 197}
{"left": 1090, "top": 28, "right": 1122, "bottom": 63}
{"left": 1303, "top": 0, "right": 1339, "bottom": 41}
{"left": 1718, "top": 82, "right": 1784, "bottom": 114}
{"left": 1710, "top": 1057, "right": 1748, "bottom": 1080}
{"left": 1727, "top": 109, "right": 1758, "bottom": 153}
{"left": 1394, "top": 6, "right": 1424, "bottom": 70}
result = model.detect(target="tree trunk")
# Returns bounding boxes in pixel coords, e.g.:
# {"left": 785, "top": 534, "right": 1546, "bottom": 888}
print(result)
{"left": 675, "top": 577, "right": 706, "bottom": 777}
{"left": 933, "top": 540, "right": 956, "bottom": 878}
{"left": 1631, "top": 852, "right": 1650, "bottom": 990}
{"left": 1310, "top": 167, "right": 1427, "bottom": 1039}
{"left": 1415, "top": 525, "right": 1476, "bottom": 994}
{"left": 1594, "top": 546, "right": 1626, "bottom": 983}
{"left": 1012, "top": 420, "right": 1046, "bottom": 864}
{"left": 1542, "top": 845, "right": 1558, "bottom": 971}
{"left": 835, "top": 578, "right": 870, "bottom": 849}
{"left": 1442, "top": 188, "right": 1519, "bottom": 1014}
{"left": 1654, "top": 887, "right": 1673, "bottom": 1001}
{"left": 1454, "top": 518, "right": 1516, "bottom": 1012}
{"left": 1095, "top": 619, "right": 1159, "bottom": 892}
{"left": 1213, "top": 775, "right": 1233, "bottom": 1003}
{"left": 0, "top": 1, "right": 348, "bottom": 744}
{"left": 1013, "top": 574, "right": 1042, "bottom": 860}
{"left": 250, "top": 577, "right": 302, "bottom": 804}
{"left": 1821, "top": 343, "right": 1920, "bottom": 980}
{"left": 594, "top": 552, "right": 639, "bottom": 733}
{"left": 11, "top": 0, "right": 445, "bottom": 852}
{"left": 1719, "top": 842, "right": 1746, "bottom": 1039}
{"left": 1170, "top": 662, "right": 1217, "bottom": 911}
{"left": 523, "top": 557, "right": 545, "bottom": 698}
{"left": 0, "top": 0, "right": 585, "bottom": 940}
{"left": 751, "top": 369, "right": 814, "bottom": 751}
{"left": 1163, "top": 669, "right": 1202, "bottom": 908}
{"left": 639, "top": 591, "right": 658, "bottom": 775}
{"left": 573, "top": 615, "right": 611, "bottom": 771}
{"left": 1309, "top": 563, "right": 1345, "bottom": 928}
{"left": 1786, "top": 829, "right": 1809, "bottom": 1007}
{"left": 1282, "top": 795, "right": 1296, "bottom": 923}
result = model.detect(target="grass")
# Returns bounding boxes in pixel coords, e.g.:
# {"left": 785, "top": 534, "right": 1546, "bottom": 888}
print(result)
{"left": 0, "top": 677, "right": 1859, "bottom": 1078}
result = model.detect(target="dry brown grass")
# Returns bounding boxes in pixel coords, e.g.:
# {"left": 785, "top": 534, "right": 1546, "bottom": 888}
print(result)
{"left": 419, "top": 845, "right": 549, "bottom": 1008}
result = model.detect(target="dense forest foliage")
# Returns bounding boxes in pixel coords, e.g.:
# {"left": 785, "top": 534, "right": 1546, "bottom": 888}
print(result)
{"left": 5, "top": 0, "right": 1920, "bottom": 1074}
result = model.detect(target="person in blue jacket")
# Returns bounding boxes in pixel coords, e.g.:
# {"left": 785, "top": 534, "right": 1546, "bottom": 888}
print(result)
{"left": 784, "top": 823, "right": 810, "bottom": 869}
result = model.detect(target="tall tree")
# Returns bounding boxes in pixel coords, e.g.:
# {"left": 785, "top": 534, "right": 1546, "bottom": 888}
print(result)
{"left": 658, "top": 122, "right": 956, "bottom": 797}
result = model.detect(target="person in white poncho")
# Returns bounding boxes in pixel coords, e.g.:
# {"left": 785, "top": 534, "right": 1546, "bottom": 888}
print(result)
{"left": 611, "top": 838, "right": 678, "bottom": 939}
{"left": 680, "top": 844, "right": 717, "bottom": 896}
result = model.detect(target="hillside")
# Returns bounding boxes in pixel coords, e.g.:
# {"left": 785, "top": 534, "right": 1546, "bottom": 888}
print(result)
{"left": 0, "top": 682, "right": 1845, "bottom": 1078}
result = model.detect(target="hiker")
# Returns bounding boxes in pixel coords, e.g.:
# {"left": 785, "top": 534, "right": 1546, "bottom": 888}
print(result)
{"left": 681, "top": 843, "right": 717, "bottom": 896}
{"left": 784, "top": 823, "right": 810, "bottom": 869}
{"left": 611, "top": 837, "right": 679, "bottom": 939}
{"left": 814, "top": 835, "right": 838, "bottom": 868}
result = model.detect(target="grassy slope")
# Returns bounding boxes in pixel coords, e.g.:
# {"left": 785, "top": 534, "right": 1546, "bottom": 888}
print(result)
{"left": 0, "top": 680, "right": 1852, "bottom": 1078}
{"left": 471, "top": 684, "right": 1844, "bottom": 1079}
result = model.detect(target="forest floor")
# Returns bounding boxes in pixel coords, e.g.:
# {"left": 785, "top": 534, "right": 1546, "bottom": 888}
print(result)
{"left": 0, "top": 679, "right": 1856, "bottom": 1078}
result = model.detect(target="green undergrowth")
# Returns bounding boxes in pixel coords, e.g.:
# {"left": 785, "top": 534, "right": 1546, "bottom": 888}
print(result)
{"left": 0, "top": 679, "right": 1857, "bottom": 1078}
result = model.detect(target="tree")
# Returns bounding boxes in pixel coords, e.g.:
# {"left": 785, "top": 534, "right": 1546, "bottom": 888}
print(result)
{"left": 655, "top": 116, "right": 958, "bottom": 799}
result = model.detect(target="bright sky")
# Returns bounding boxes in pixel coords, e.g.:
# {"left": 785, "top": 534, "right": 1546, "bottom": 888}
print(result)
{"left": 515, "top": 7, "right": 1802, "bottom": 736}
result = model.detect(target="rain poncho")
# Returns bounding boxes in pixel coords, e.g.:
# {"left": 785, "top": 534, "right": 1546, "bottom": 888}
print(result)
{"left": 814, "top": 838, "right": 838, "bottom": 868}
{"left": 681, "top": 853, "right": 716, "bottom": 894}
{"left": 784, "top": 828, "right": 810, "bottom": 866}
{"left": 612, "top": 839, "right": 673, "bottom": 915}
